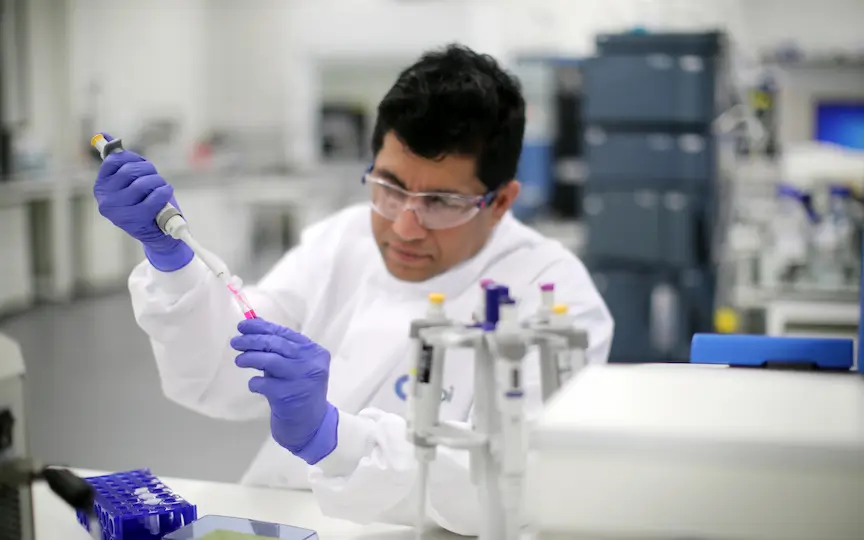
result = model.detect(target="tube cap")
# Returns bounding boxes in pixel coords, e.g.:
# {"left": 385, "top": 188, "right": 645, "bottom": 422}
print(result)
{"left": 776, "top": 184, "right": 804, "bottom": 199}
{"left": 714, "top": 307, "right": 739, "bottom": 334}
{"left": 90, "top": 134, "right": 105, "bottom": 147}
{"left": 552, "top": 304, "right": 568, "bottom": 315}
{"left": 830, "top": 185, "right": 852, "bottom": 197}
{"left": 428, "top": 293, "right": 445, "bottom": 304}
{"left": 540, "top": 283, "right": 555, "bottom": 292}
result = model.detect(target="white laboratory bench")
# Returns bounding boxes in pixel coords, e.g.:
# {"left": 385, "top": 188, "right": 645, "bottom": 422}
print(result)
{"left": 35, "top": 469, "right": 460, "bottom": 540}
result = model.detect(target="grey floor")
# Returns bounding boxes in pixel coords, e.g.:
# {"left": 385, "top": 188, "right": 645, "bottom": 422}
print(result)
{"left": 0, "top": 291, "right": 268, "bottom": 482}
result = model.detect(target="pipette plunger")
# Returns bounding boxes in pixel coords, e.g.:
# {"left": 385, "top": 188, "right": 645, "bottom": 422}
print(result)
{"left": 91, "top": 134, "right": 184, "bottom": 236}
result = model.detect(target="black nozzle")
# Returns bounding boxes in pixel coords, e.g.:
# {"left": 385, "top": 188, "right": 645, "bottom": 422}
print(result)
{"left": 42, "top": 467, "right": 96, "bottom": 513}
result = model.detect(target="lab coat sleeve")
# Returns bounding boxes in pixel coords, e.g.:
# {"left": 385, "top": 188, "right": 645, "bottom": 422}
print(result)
{"left": 307, "top": 253, "right": 613, "bottom": 535}
{"left": 128, "top": 224, "right": 328, "bottom": 422}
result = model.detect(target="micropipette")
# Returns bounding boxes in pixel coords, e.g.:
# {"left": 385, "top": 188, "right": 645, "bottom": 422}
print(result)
{"left": 408, "top": 293, "right": 450, "bottom": 539}
{"left": 91, "top": 133, "right": 257, "bottom": 319}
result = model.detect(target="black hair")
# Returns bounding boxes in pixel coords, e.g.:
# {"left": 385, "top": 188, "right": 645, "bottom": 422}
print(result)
{"left": 371, "top": 44, "right": 526, "bottom": 192}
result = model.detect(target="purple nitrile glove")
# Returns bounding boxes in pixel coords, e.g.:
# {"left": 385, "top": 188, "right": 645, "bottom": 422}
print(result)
{"left": 231, "top": 318, "right": 338, "bottom": 465}
{"left": 93, "top": 133, "right": 193, "bottom": 272}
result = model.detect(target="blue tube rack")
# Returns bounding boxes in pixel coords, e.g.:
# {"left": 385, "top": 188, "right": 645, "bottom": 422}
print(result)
{"left": 75, "top": 469, "right": 197, "bottom": 540}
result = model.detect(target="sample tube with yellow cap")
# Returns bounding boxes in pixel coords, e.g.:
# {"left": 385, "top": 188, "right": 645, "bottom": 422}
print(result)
{"left": 427, "top": 292, "right": 446, "bottom": 319}
{"left": 550, "top": 303, "right": 583, "bottom": 384}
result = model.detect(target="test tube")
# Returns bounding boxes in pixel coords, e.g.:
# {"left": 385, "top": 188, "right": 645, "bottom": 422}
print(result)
{"left": 472, "top": 279, "right": 495, "bottom": 323}
{"left": 551, "top": 304, "right": 576, "bottom": 381}
{"left": 227, "top": 283, "right": 257, "bottom": 319}
{"left": 498, "top": 297, "right": 519, "bottom": 332}
{"left": 142, "top": 499, "right": 162, "bottom": 535}
{"left": 426, "top": 292, "right": 446, "bottom": 321}
{"left": 539, "top": 283, "right": 555, "bottom": 320}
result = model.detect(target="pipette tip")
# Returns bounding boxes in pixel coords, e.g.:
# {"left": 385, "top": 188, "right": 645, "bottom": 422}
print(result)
{"left": 227, "top": 284, "right": 258, "bottom": 319}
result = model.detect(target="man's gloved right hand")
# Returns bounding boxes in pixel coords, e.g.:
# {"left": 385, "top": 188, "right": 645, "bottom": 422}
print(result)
{"left": 94, "top": 134, "right": 194, "bottom": 272}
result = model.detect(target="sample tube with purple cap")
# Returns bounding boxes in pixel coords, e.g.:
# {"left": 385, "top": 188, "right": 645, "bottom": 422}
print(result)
{"left": 539, "top": 283, "right": 555, "bottom": 320}
{"left": 473, "top": 279, "right": 495, "bottom": 324}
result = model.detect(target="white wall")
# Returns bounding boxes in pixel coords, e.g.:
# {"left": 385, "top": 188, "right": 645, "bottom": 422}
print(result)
{"left": 203, "top": 0, "right": 288, "bottom": 132}
{"left": 741, "top": 0, "right": 864, "bottom": 52}
{"left": 23, "top": 0, "right": 74, "bottom": 166}
{"left": 500, "top": 0, "right": 864, "bottom": 58}
{"left": 288, "top": 0, "right": 474, "bottom": 60}
{"left": 496, "top": 0, "right": 746, "bottom": 58}
{"left": 19, "top": 0, "right": 864, "bottom": 171}
{"left": 1, "top": 0, "right": 27, "bottom": 127}
{"left": 67, "top": 0, "right": 207, "bottom": 165}
{"left": 320, "top": 61, "right": 401, "bottom": 116}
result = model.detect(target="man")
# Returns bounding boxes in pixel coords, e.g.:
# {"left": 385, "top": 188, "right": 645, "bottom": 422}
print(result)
{"left": 94, "top": 44, "right": 613, "bottom": 535}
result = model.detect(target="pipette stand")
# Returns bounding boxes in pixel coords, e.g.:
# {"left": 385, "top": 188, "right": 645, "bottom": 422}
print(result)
{"left": 409, "top": 283, "right": 588, "bottom": 540}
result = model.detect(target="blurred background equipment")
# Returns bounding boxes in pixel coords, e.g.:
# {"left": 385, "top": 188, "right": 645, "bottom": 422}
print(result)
{"left": 580, "top": 31, "right": 727, "bottom": 363}
{"left": 320, "top": 104, "right": 367, "bottom": 161}
{"left": 511, "top": 57, "right": 587, "bottom": 224}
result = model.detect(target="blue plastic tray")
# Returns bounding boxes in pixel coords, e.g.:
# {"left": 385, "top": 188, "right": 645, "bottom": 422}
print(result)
{"left": 76, "top": 469, "right": 197, "bottom": 540}
{"left": 690, "top": 334, "right": 854, "bottom": 370}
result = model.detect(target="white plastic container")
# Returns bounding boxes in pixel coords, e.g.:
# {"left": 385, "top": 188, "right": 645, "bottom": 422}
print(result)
{"left": 527, "top": 363, "right": 864, "bottom": 540}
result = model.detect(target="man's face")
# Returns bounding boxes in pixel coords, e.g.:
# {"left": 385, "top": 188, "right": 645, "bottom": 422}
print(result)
{"left": 370, "top": 131, "right": 520, "bottom": 282}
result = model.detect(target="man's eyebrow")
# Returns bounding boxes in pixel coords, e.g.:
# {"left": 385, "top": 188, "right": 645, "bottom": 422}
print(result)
{"left": 374, "top": 168, "right": 407, "bottom": 189}
{"left": 373, "top": 167, "right": 470, "bottom": 195}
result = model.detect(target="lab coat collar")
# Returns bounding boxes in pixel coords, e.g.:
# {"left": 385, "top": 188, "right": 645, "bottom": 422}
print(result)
{"left": 371, "top": 212, "right": 519, "bottom": 300}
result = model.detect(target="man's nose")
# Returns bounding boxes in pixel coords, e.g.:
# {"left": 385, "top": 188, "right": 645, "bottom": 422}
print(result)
{"left": 392, "top": 208, "right": 428, "bottom": 241}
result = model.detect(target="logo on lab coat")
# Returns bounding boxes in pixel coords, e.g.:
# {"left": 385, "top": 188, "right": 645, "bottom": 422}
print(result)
{"left": 394, "top": 374, "right": 453, "bottom": 402}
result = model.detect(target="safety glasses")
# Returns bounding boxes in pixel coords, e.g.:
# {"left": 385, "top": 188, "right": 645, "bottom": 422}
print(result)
{"left": 361, "top": 173, "right": 497, "bottom": 230}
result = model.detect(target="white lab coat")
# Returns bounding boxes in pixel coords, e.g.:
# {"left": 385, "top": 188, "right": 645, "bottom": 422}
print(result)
{"left": 129, "top": 204, "right": 613, "bottom": 535}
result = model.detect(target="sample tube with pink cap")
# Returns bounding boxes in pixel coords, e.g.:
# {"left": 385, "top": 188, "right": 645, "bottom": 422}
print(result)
{"left": 473, "top": 279, "right": 495, "bottom": 324}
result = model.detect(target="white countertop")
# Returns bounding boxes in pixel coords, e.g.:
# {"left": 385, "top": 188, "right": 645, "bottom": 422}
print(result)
{"left": 34, "top": 470, "right": 460, "bottom": 540}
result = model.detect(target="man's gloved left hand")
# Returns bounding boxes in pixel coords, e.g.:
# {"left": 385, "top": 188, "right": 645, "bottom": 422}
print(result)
{"left": 230, "top": 318, "right": 338, "bottom": 465}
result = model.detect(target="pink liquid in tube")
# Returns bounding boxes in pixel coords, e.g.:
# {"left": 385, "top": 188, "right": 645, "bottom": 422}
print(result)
{"left": 227, "top": 284, "right": 257, "bottom": 319}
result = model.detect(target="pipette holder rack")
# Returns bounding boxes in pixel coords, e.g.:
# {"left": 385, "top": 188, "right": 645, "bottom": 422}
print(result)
{"left": 75, "top": 469, "right": 197, "bottom": 540}
{"left": 410, "top": 283, "right": 589, "bottom": 540}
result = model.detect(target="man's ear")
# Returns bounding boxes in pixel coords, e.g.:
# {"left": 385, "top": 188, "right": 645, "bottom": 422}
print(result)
{"left": 491, "top": 180, "right": 521, "bottom": 220}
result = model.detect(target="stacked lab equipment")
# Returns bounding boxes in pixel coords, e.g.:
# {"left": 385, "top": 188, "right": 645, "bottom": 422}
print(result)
{"left": 582, "top": 32, "right": 727, "bottom": 363}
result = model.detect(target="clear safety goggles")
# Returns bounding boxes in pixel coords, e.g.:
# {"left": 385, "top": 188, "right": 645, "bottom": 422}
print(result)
{"left": 362, "top": 173, "right": 497, "bottom": 230}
